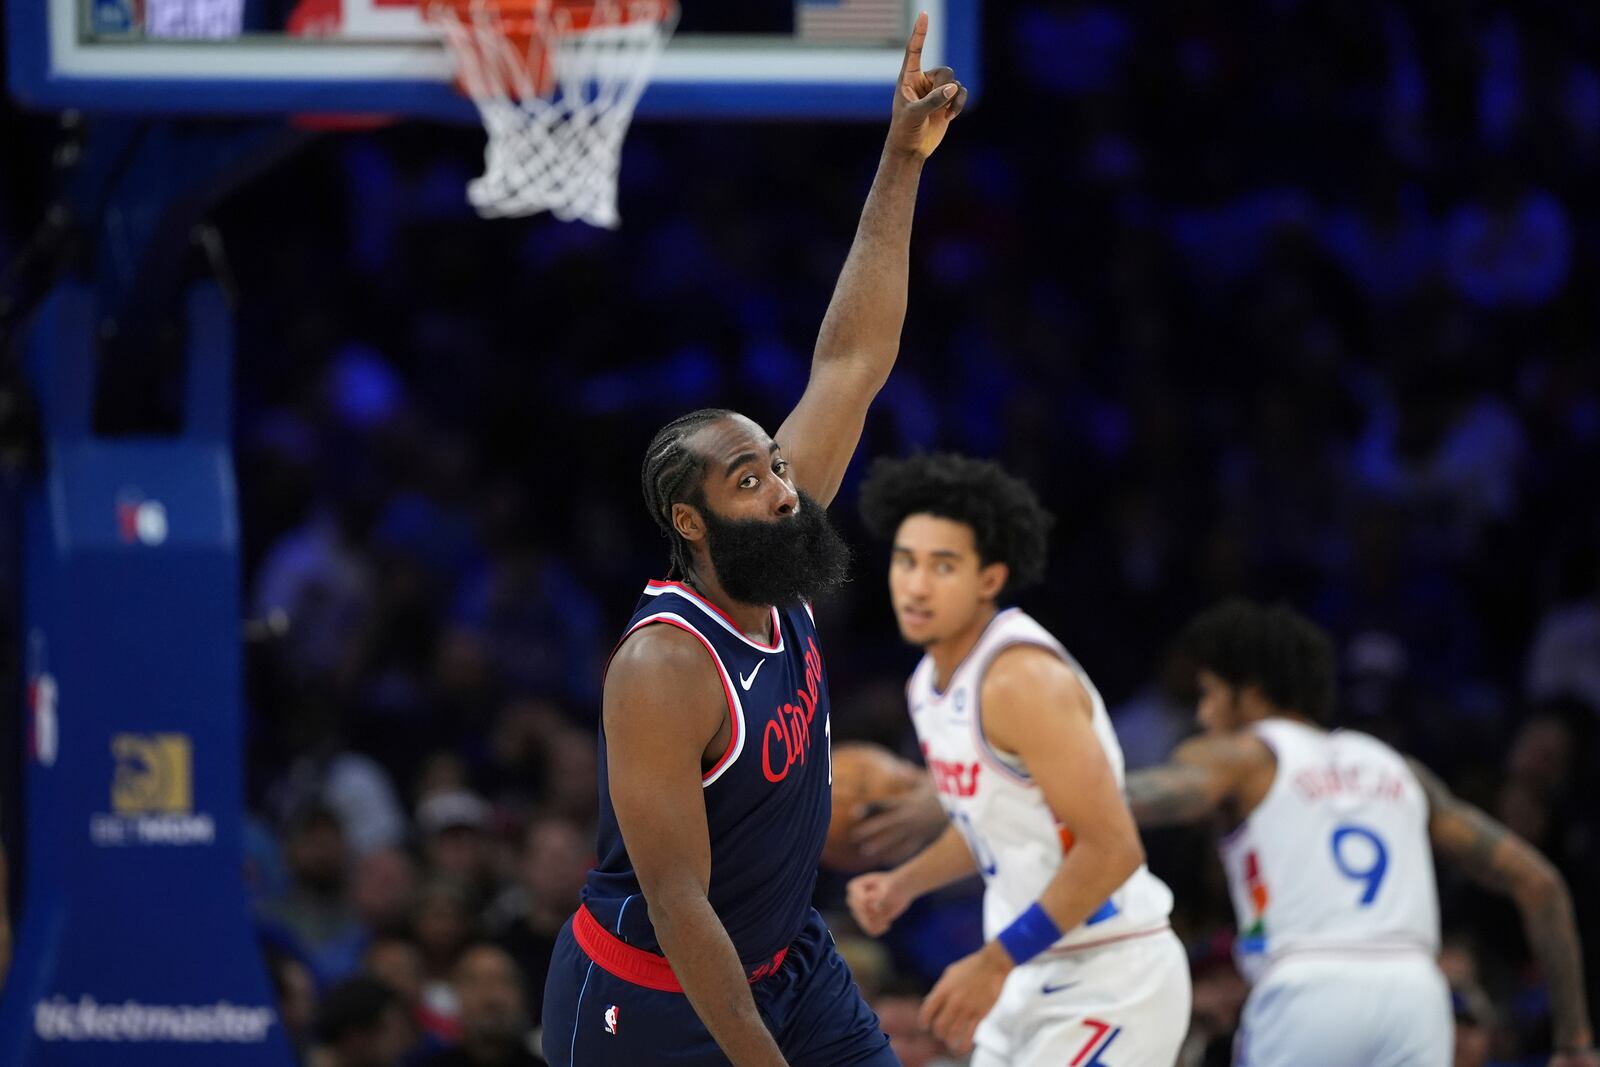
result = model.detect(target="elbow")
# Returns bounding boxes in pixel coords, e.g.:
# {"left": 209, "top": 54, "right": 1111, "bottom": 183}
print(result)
{"left": 1515, "top": 860, "right": 1568, "bottom": 912}
{"left": 640, "top": 883, "right": 707, "bottom": 940}
{"left": 1101, "top": 831, "right": 1145, "bottom": 887}
{"left": 1121, "top": 834, "right": 1147, "bottom": 880}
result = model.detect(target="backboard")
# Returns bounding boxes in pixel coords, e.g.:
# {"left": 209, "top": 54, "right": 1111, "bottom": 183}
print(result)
{"left": 7, "top": 0, "right": 979, "bottom": 119}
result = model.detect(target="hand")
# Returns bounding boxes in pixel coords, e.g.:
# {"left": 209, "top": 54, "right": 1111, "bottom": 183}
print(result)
{"left": 846, "top": 870, "right": 913, "bottom": 936}
{"left": 885, "top": 12, "right": 967, "bottom": 159}
{"left": 851, "top": 775, "right": 946, "bottom": 865}
{"left": 1551, "top": 1050, "right": 1600, "bottom": 1067}
{"left": 919, "top": 942, "right": 1013, "bottom": 1054}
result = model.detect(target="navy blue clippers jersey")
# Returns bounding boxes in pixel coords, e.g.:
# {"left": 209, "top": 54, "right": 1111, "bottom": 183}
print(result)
{"left": 582, "top": 580, "right": 833, "bottom": 964}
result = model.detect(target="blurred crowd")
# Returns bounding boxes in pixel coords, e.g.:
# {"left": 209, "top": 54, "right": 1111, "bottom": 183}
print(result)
{"left": 5, "top": 0, "right": 1600, "bottom": 1065}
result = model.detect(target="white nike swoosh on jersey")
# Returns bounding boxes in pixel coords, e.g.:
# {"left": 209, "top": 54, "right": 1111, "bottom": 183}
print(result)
{"left": 739, "top": 661, "right": 764, "bottom": 690}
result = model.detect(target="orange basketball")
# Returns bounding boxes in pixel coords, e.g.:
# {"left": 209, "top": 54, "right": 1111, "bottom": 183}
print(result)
{"left": 821, "top": 742, "right": 923, "bottom": 872}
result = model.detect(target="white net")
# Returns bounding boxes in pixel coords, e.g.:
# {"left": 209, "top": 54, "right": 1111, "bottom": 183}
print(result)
{"left": 429, "top": 0, "right": 677, "bottom": 226}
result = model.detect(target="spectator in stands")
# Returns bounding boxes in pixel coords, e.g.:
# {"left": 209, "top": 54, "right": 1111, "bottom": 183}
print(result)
{"left": 487, "top": 814, "right": 590, "bottom": 1028}
{"left": 365, "top": 933, "right": 458, "bottom": 1046}
{"left": 265, "top": 944, "right": 319, "bottom": 1063}
{"left": 413, "top": 879, "right": 475, "bottom": 1031}
{"left": 258, "top": 804, "right": 369, "bottom": 987}
{"left": 418, "top": 943, "right": 545, "bottom": 1067}
{"left": 416, "top": 789, "right": 497, "bottom": 913}
{"left": 354, "top": 847, "right": 421, "bottom": 936}
{"left": 310, "top": 976, "right": 415, "bottom": 1067}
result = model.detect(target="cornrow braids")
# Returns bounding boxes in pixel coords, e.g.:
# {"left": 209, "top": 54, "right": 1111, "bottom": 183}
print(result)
{"left": 640, "top": 408, "right": 735, "bottom": 579}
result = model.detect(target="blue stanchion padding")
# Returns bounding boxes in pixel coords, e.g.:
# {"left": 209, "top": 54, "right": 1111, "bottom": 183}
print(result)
{"left": 0, "top": 284, "right": 293, "bottom": 1065}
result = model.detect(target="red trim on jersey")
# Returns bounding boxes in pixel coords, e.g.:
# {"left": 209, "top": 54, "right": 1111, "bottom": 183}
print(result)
{"left": 573, "top": 905, "right": 788, "bottom": 993}
{"left": 610, "top": 615, "right": 742, "bottom": 784}
{"left": 646, "top": 579, "right": 782, "bottom": 651}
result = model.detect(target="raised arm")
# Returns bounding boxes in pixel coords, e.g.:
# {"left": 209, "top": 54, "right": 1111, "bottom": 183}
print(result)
{"left": 605, "top": 628, "right": 788, "bottom": 1067}
{"left": 775, "top": 12, "right": 966, "bottom": 506}
{"left": 1409, "top": 759, "right": 1597, "bottom": 1066}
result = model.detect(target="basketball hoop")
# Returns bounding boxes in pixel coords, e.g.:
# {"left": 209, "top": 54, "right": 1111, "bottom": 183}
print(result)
{"left": 427, "top": 0, "right": 677, "bottom": 226}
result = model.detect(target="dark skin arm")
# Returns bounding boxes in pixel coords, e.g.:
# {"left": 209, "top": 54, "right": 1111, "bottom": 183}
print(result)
{"left": 1408, "top": 759, "right": 1597, "bottom": 1066}
{"left": 775, "top": 12, "right": 966, "bottom": 507}
{"left": 1123, "top": 733, "right": 1277, "bottom": 829}
{"left": 863, "top": 729, "right": 1274, "bottom": 862}
{"left": 849, "top": 770, "right": 947, "bottom": 866}
{"left": 605, "top": 626, "right": 786, "bottom": 1067}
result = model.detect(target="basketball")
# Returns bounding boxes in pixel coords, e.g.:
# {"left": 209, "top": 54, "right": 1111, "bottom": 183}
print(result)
{"left": 821, "top": 742, "right": 924, "bottom": 872}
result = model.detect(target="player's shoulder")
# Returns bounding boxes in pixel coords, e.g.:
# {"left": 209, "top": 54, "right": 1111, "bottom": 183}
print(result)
{"left": 980, "top": 642, "right": 1089, "bottom": 722}
{"left": 1329, "top": 726, "right": 1415, "bottom": 769}
{"left": 608, "top": 620, "right": 722, "bottom": 690}
{"left": 984, "top": 607, "right": 1059, "bottom": 646}
{"left": 1173, "top": 730, "right": 1277, "bottom": 775}
{"left": 604, "top": 622, "right": 727, "bottom": 740}
{"left": 983, "top": 641, "right": 1075, "bottom": 686}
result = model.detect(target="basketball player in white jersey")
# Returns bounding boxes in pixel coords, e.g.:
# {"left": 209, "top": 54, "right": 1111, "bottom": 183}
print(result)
{"left": 847, "top": 453, "right": 1191, "bottom": 1066}
{"left": 1126, "top": 598, "right": 1598, "bottom": 1067}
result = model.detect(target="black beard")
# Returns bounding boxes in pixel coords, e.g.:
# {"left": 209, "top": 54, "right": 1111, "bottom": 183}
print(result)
{"left": 698, "top": 489, "right": 851, "bottom": 607}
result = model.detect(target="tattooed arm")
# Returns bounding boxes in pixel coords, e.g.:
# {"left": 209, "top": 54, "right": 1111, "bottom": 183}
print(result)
{"left": 1409, "top": 759, "right": 1596, "bottom": 1061}
{"left": 1125, "top": 734, "right": 1277, "bottom": 828}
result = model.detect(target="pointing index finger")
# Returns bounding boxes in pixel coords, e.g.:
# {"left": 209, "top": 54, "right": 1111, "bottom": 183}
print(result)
{"left": 900, "top": 11, "right": 929, "bottom": 80}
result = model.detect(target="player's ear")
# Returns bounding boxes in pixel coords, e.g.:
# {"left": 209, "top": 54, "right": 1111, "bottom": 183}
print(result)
{"left": 978, "top": 560, "right": 1008, "bottom": 600}
{"left": 672, "top": 501, "right": 706, "bottom": 544}
{"left": 1237, "top": 683, "right": 1273, "bottom": 721}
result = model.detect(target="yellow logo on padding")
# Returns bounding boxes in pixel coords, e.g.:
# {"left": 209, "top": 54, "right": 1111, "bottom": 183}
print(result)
{"left": 111, "top": 734, "right": 193, "bottom": 814}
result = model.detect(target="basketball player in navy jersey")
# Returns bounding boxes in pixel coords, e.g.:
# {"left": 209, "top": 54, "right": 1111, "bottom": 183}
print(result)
{"left": 540, "top": 15, "right": 965, "bottom": 1067}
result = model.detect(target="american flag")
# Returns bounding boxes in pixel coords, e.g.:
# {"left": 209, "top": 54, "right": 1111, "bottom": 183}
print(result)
{"left": 796, "top": 0, "right": 905, "bottom": 43}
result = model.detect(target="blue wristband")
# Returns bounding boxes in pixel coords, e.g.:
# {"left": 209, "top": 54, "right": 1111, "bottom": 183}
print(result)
{"left": 996, "top": 902, "right": 1062, "bottom": 965}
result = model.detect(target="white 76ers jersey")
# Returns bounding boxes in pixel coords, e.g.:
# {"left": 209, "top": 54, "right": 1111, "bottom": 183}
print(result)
{"left": 1220, "top": 719, "right": 1440, "bottom": 982}
{"left": 907, "top": 609, "right": 1173, "bottom": 951}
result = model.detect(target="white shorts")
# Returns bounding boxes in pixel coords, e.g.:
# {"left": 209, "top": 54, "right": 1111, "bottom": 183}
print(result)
{"left": 1236, "top": 950, "right": 1451, "bottom": 1067}
{"left": 972, "top": 928, "right": 1191, "bottom": 1067}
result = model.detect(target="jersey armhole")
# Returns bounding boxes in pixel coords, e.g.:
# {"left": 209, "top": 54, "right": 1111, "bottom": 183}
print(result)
{"left": 610, "top": 614, "right": 747, "bottom": 787}
{"left": 972, "top": 639, "right": 1069, "bottom": 786}
{"left": 1234, "top": 729, "right": 1283, "bottom": 823}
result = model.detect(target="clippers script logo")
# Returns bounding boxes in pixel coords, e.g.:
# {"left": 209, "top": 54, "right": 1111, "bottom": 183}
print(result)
{"left": 761, "top": 638, "right": 824, "bottom": 784}
{"left": 91, "top": 733, "right": 214, "bottom": 847}
{"left": 112, "top": 734, "right": 193, "bottom": 813}
{"left": 603, "top": 1005, "right": 619, "bottom": 1035}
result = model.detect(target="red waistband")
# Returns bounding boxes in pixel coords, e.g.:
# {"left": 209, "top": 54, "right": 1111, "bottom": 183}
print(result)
{"left": 572, "top": 904, "right": 789, "bottom": 994}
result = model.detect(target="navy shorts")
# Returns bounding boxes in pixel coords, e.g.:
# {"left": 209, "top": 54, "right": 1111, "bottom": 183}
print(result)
{"left": 542, "top": 906, "right": 898, "bottom": 1066}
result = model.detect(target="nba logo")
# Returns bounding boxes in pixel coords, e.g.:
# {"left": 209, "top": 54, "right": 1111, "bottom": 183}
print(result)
{"left": 115, "top": 493, "right": 169, "bottom": 546}
{"left": 603, "top": 1005, "right": 619, "bottom": 1035}
{"left": 29, "top": 673, "right": 59, "bottom": 768}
